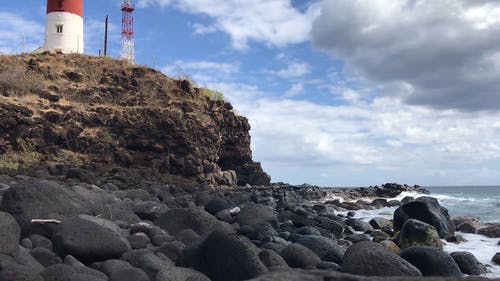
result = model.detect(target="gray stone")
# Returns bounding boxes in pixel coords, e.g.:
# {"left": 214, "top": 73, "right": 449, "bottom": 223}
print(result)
{"left": 280, "top": 243, "right": 321, "bottom": 269}
{"left": 341, "top": 241, "right": 421, "bottom": 276}
{"left": 400, "top": 246, "right": 461, "bottom": 276}
{"left": 0, "top": 212, "right": 20, "bottom": 256}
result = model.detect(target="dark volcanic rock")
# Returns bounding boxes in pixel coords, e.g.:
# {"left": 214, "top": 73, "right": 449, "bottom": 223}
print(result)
{"left": 345, "top": 218, "right": 373, "bottom": 232}
{"left": 477, "top": 223, "right": 500, "bottom": 238}
{"left": 450, "top": 251, "right": 485, "bottom": 275}
{"left": 205, "top": 197, "right": 230, "bottom": 215}
{"left": 29, "top": 247, "right": 62, "bottom": 267}
{"left": 52, "top": 215, "right": 131, "bottom": 262}
{"left": 279, "top": 243, "right": 321, "bottom": 269}
{"left": 492, "top": 252, "right": 500, "bottom": 265}
{"left": 393, "top": 196, "right": 454, "bottom": 239}
{"left": 236, "top": 204, "right": 278, "bottom": 228}
{"left": 290, "top": 234, "right": 338, "bottom": 261}
{"left": 400, "top": 246, "right": 462, "bottom": 276}
{"left": 258, "top": 249, "right": 289, "bottom": 270}
{"left": 177, "top": 229, "right": 267, "bottom": 281}
{"left": 121, "top": 249, "right": 174, "bottom": 279}
{"left": 109, "top": 267, "right": 150, "bottom": 281}
{"left": 341, "top": 241, "right": 421, "bottom": 276}
{"left": 0, "top": 180, "right": 92, "bottom": 235}
{"left": 398, "top": 219, "right": 442, "bottom": 249}
{"left": 156, "top": 267, "right": 211, "bottom": 281}
{"left": 453, "top": 216, "right": 482, "bottom": 234}
{"left": 154, "top": 208, "right": 222, "bottom": 236}
{"left": 0, "top": 211, "right": 20, "bottom": 256}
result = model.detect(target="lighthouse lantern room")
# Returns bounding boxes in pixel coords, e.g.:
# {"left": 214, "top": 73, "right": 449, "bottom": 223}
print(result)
{"left": 43, "top": 0, "right": 84, "bottom": 54}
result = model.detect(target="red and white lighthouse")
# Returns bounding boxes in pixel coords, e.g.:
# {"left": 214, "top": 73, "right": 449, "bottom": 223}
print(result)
{"left": 42, "top": 0, "right": 84, "bottom": 53}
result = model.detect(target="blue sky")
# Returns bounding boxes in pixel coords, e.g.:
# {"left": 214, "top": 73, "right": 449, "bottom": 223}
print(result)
{"left": 2, "top": 0, "right": 500, "bottom": 186}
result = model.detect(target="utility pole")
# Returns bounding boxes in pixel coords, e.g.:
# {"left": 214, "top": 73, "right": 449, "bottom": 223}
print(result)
{"left": 103, "top": 14, "right": 109, "bottom": 56}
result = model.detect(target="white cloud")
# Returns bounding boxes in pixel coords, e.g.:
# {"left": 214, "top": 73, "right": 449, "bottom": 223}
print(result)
{"left": 138, "top": 0, "right": 320, "bottom": 49}
{"left": 284, "top": 83, "right": 304, "bottom": 97}
{"left": 162, "top": 60, "right": 239, "bottom": 83}
{"left": 276, "top": 61, "right": 311, "bottom": 78}
{"left": 208, "top": 81, "right": 500, "bottom": 185}
{"left": 0, "top": 12, "right": 44, "bottom": 54}
{"left": 311, "top": 0, "right": 500, "bottom": 111}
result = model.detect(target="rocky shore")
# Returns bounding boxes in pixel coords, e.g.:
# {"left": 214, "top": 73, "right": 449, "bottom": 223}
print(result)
{"left": 1, "top": 54, "right": 499, "bottom": 280}
{"left": 0, "top": 173, "right": 499, "bottom": 281}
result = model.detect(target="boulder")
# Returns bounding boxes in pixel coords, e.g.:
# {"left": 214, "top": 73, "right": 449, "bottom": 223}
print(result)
{"left": 344, "top": 234, "right": 371, "bottom": 243}
{"left": 109, "top": 267, "right": 150, "bottom": 281}
{"left": 236, "top": 204, "right": 278, "bottom": 228}
{"left": 177, "top": 229, "right": 267, "bottom": 281}
{"left": 393, "top": 196, "right": 454, "bottom": 239}
{"left": 341, "top": 241, "right": 421, "bottom": 276}
{"left": 369, "top": 217, "right": 392, "bottom": 230}
{"left": 0, "top": 211, "right": 20, "bottom": 256}
{"left": 258, "top": 249, "right": 289, "bottom": 270}
{"left": 248, "top": 222, "right": 278, "bottom": 242}
{"left": 450, "top": 251, "right": 485, "bottom": 275}
{"left": 157, "top": 241, "right": 185, "bottom": 261}
{"left": 345, "top": 218, "right": 374, "bottom": 232}
{"left": 90, "top": 259, "right": 132, "bottom": 276}
{"left": 453, "top": 216, "right": 482, "bottom": 234}
{"left": 0, "top": 254, "right": 43, "bottom": 281}
{"left": 29, "top": 247, "right": 62, "bottom": 267}
{"left": 477, "top": 223, "right": 500, "bottom": 238}
{"left": 156, "top": 267, "right": 211, "bottom": 281}
{"left": 279, "top": 243, "right": 321, "bottom": 269}
{"left": 52, "top": 215, "right": 131, "bottom": 262}
{"left": 38, "top": 264, "right": 108, "bottom": 281}
{"left": 205, "top": 197, "right": 230, "bottom": 215}
{"left": 492, "top": 252, "right": 500, "bottom": 265}
{"left": 290, "top": 234, "right": 338, "bottom": 260}
{"left": 0, "top": 180, "right": 92, "bottom": 235}
{"left": 400, "top": 246, "right": 462, "bottom": 276}
{"left": 121, "top": 249, "right": 174, "bottom": 280}
{"left": 154, "top": 208, "right": 221, "bottom": 236}
{"left": 398, "top": 219, "right": 442, "bottom": 249}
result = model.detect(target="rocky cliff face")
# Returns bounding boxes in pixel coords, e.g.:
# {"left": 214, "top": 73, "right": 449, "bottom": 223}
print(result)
{"left": 0, "top": 53, "right": 270, "bottom": 186}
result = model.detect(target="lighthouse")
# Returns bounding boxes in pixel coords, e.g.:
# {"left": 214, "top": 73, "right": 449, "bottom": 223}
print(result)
{"left": 42, "top": 0, "right": 84, "bottom": 54}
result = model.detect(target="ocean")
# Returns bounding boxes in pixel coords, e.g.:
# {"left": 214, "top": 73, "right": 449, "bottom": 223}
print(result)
{"left": 333, "top": 185, "right": 500, "bottom": 277}
{"left": 424, "top": 186, "right": 500, "bottom": 222}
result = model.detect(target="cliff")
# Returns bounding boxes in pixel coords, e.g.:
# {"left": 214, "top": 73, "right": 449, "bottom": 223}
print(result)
{"left": 0, "top": 53, "right": 270, "bottom": 186}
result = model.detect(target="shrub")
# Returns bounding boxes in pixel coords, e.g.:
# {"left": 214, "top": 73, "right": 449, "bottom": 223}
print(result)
{"left": 0, "top": 138, "right": 41, "bottom": 170}
{"left": 201, "top": 88, "right": 225, "bottom": 101}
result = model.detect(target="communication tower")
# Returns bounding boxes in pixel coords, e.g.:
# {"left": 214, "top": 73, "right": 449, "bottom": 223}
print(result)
{"left": 121, "top": 0, "right": 135, "bottom": 63}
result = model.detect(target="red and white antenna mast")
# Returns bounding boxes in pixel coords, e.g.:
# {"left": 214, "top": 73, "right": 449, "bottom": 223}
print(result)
{"left": 121, "top": 0, "right": 135, "bottom": 63}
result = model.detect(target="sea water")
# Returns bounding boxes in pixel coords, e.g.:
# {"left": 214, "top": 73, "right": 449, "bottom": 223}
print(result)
{"left": 333, "top": 186, "right": 500, "bottom": 277}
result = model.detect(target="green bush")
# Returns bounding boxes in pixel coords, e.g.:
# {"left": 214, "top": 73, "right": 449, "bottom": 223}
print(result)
{"left": 0, "top": 138, "right": 41, "bottom": 170}
{"left": 201, "top": 88, "right": 225, "bottom": 101}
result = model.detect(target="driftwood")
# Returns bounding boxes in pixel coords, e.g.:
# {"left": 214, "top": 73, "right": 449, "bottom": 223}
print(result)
{"left": 30, "top": 219, "right": 61, "bottom": 224}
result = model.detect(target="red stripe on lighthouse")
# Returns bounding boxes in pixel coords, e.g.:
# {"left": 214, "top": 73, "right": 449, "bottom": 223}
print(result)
{"left": 47, "top": 0, "right": 83, "bottom": 17}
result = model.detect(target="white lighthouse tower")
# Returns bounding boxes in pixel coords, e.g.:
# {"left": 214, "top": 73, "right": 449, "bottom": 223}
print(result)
{"left": 42, "top": 0, "right": 84, "bottom": 54}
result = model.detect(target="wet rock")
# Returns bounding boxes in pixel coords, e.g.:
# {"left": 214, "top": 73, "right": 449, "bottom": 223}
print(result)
{"left": 345, "top": 234, "right": 371, "bottom": 243}
{"left": 453, "top": 216, "right": 482, "bottom": 234}
{"left": 450, "top": 251, "right": 485, "bottom": 275}
{"left": 279, "top": 243, "right": 321, "bottom": 269}
{"left": 492, "top": 252, "right": 500, "bottom": 265}
{"left": 400, "top": 246, "right": 461, "bottom": 276}
{"left": 345, "top": 218, "right": 374, "bottom": 232}
{"left": 398, "top": 219, "right": 442, "bottom": 249}
{"left": 369, "top": 217, "right": 392, "bottom": 230}
{"left": 477, "top": 223, "right": 500, "bottom": 238}
{"left": 0, "top": 211, "right": 20, "bottom": 256}
{"left": 52, "top": 215, "right": 131, "bottom": 262}
{"left": 393, "top": 196, "right": 454, "bottom": 239}
{"left": 341, "top": 241, "right": 421, "bottom": 276}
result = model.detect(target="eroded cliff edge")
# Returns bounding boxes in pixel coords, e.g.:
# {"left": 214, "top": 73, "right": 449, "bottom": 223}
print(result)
{"left": 0, "top": 53, "right": 270, "bottom": 186}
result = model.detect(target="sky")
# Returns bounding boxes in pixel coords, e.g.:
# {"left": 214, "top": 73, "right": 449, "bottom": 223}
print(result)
{"left": 1, "top": 0, "right": 500, "bottom": 186}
